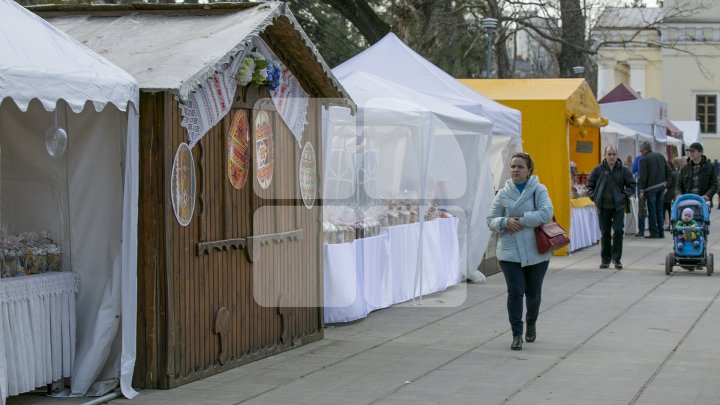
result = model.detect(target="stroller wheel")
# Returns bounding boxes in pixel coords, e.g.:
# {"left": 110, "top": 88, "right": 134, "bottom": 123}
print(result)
{"left": 707, "top": 254, "right": 714, "bottom": 276}
{"left": 665, "top": 253, "right": 673, "bottom": 275}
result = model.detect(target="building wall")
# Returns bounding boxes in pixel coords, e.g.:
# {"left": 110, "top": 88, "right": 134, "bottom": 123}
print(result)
{"left": 594, "top": 3, "right": 720, "bottom": 158}
{"left": 597, "top": 47, "right": 662, "bottom": 99}
{"left": 662, "top": 17, "right": 720, "bottom": 159}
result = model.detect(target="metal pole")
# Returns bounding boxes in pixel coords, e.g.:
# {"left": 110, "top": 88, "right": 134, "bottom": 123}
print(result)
{"left": 485, "top": 30, "right": 494, "bottom": 78}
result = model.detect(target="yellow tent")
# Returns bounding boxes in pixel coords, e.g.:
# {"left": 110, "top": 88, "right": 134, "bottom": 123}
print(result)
{"left": 460, "top": 79, "right": 607, "bottom": 255}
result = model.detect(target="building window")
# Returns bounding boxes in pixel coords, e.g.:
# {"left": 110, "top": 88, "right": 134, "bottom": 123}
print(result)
{"left": 696, "top": 95, "right": 717, "bottom": 134}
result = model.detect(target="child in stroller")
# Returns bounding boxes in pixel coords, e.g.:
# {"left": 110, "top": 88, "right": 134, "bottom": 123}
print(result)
{"left": 665, "top": 194, "right": 713, "bottom": 276}
{"left": 675, "top": 207, "right": 702, "bottom": 251}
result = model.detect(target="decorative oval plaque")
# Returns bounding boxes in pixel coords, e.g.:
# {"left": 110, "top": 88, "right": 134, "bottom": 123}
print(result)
{"left": 299, "top": 142, "right": 316, "bottom": 209}
{"left": 227, "top": 110, "right": 250, "bottom": 190}
{"left": 254, "top": 110, "right": 274, "bottom": 190}
{"left": 171, "top": 143, "right": 196, "bottom": 227}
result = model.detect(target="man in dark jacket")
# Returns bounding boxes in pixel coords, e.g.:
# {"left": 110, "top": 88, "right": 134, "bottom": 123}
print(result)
{"left": 664, "top": 158, "right": 681, "bottom": 230}
{"left": 588, "top": 145, "right": 637, "bottom": 269}
{"left": 677, "top": 142, "right": 717, "bottom": 206}
{"left": 639, "top": 141, "right": 671, "bottom": 239}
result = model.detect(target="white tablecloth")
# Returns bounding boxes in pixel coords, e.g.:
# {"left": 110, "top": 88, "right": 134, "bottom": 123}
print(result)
{"left": 0, "top": 272, "right": 79, "bottom": 405}
{"left": 323, "top": 218, "right": 460, "bottom": 323}
{"left": 569, "top": 205, "right": 602, "bottom": 253}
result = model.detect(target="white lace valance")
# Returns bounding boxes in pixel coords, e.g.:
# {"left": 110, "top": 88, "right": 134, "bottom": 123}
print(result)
{"left": 0, "top": 272, "right": 80, "bottom": 303}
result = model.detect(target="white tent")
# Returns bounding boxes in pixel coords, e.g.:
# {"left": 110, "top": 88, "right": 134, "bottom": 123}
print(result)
{"left": 324, "top": 71, "right": 494, "bottom": 301}
{"left": 333, "top": 32, "right": 522, "bottom": 190}
{"left": 0, "top": 0, "right": 139, "bottom": 402}
{"left": 601, "top": 119, "right": 654, "bottom": 162}
{"left": 673, "top": 120, "right": 701, "bottom": 145}
{"left": 601, "top": 98, "right": 669, "bottom": 155}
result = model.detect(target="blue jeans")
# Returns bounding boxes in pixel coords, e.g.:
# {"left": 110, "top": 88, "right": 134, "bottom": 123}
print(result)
{"left": 646, "top": 188, "right": 665, "bottom": 237}
{"left": 598, "top": 208, "right": 625, "bottom": 263}
{"left": 499, "top": 260, "right": 549, "bottom": 336}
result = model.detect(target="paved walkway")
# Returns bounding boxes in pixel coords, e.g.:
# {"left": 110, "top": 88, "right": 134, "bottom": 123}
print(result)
{"left": 10, "top": 211, "right": 720, "bottom": 405}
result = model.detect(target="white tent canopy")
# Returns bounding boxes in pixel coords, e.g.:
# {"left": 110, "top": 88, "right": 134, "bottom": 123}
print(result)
{"left": 324, "top": 71, "right": 495, "bottom": 287}
{"left": 333, "top": 33, "right": 520, "bottom": 136}
{"left": 0, "top": 1, "right": 137, "bottom": 113}
{"left": 601, "top": 98, "right": 668, "bottom": 142}
{"left": 0, "top": 0, "right": 139, "bottom": 402}
{"left": 332, "top": 33, "right": 522, "bottom": 190}
{"left": 673, "top": 120, "right": 701, "bottom": 145}
{"left": 600, "top": 119, "right": 654, "bottom": 163}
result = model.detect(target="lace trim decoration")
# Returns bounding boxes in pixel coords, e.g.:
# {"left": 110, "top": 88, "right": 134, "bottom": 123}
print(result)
{"left": 0, "top": 272, "right": 80, "bottom": 303}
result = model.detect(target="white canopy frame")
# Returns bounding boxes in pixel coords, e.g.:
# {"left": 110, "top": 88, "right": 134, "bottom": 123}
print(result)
{"left": 0, "top": 0, "right": 139, "bottom": 402}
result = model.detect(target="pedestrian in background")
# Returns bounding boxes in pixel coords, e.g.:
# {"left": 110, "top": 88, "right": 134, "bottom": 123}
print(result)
{"left": 487, "top": 152, "right": 553, "bottom": 351}
{"left": 587, "top": 146, "right": 636, "bottom": 270}
{"left": 638, "top": 141, "right": 671, "bottom": 238}
{"left": 631, "top": 152, "right": 646, "bottom": 237}
{"left": 664, "top": 158, "right": 680, "bottom": 231}
{"left": 677, "top": 142, "right": 717, "bottom": 208}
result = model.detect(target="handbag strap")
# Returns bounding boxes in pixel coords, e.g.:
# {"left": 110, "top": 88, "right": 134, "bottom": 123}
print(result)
{"left": 533, "top": 190, "right": 556, "bottom": 222}
{"left": 602, "top": 163, "right": 626, "bottom": 194}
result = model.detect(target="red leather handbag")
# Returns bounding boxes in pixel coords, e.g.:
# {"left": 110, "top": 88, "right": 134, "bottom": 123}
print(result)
{"left": 533, "top": 191, "right": 570, "bottom": 254}
{"left": 535, "top": 221, "right": 570, "bottom": 254}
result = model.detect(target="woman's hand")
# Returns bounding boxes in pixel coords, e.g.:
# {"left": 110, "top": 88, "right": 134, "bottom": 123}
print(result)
{"left": 506, "top": 217, "right": 523, "bottom": 234}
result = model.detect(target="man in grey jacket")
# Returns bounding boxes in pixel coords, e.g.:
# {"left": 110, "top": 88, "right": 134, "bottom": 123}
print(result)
{"left": 638, "top": 141, "right": 671, "bottom": 238}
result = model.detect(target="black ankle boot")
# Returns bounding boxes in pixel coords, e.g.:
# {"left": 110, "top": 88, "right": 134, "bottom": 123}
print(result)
{"left": 526, "top": 324, "right": 536, "bottom": 343}
{"left": 511, "top": 335, "right": 523, "bottom": 350}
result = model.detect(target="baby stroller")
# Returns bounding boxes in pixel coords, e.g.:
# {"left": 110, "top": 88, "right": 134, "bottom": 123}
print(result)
{"left": 665, "top": 194, "right": 713, "bottom": 276}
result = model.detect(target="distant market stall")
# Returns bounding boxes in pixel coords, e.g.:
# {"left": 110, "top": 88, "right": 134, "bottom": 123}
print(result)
{"left": 1, "top": 0, "right": 139, "bottom": 402}
{"left": 600, "top": 95, "right": 682, "bottom": 159}
{"left": 460, "top": 79, "right": 607, "bottom": 254}
{"left": 601, "top": 119, "right": 654, "bottom": 166}
{"left": 322, "top": 71, "right": 493, "bottom": 323}
{"left": 38, "top": 2, "right": 353, "bottom": 389}
{"left": 332, "top": 32, "right": 522, "bottom": 279}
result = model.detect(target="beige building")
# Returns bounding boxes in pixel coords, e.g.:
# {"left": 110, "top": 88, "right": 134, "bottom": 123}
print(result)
{"left": 592, "top": 0, "right": 720, "bottom": 157}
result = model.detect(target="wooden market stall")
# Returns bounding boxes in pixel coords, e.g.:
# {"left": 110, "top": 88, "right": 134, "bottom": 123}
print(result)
{"left": 460, "top": 79, "right": 608, "bottom": 255}
{"left": 36, "top": 3, "right": 352, "bottom": 389}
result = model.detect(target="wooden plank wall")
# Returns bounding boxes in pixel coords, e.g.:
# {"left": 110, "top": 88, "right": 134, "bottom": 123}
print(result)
{"left": 135, "top": 88, "right": 323, "bottom": 388}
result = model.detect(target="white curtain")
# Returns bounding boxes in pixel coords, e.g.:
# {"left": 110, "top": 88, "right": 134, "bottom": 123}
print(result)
{"left": 0, "top": 100, "right": 137, "bottom": 399}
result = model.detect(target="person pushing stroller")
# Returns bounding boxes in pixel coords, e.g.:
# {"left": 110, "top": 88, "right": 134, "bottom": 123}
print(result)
{"left": 674, "top": 207, "right": 702, "bottom": 251}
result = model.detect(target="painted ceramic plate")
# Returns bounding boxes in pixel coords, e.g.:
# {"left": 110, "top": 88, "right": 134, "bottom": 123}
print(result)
{"left": 299, "top": 142, "right": 317, "bottom": 209}
{"left": 227, "top": 110, "right": 251, "bottom": 190}
{"left": 254, "top": 110, "right": 274, "bottom": 190}
{"left": 171, "top": 143, "right": 196, "bottom": 227}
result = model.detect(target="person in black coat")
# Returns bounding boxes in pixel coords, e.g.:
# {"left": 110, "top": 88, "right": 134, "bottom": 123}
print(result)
{"left": 587, "top": 145, "right": 637, "bottom": 270}
{"left": 677, "top": 142, "right": 718, "bottom": 206}
{"left": 639, "top": 141, "right": 671, "bottom": 238}
{"left": 664, "top": 158, "right": 680, "bottom": 230}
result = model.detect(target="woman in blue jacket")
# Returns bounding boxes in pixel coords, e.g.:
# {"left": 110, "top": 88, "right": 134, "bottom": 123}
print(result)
{"left": 487, "top": 152, "right": 553, "bottom": 351}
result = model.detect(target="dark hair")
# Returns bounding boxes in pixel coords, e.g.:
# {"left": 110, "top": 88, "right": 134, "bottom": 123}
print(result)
{"left": 511, "top": 152, "right": 534, "bottom": 175}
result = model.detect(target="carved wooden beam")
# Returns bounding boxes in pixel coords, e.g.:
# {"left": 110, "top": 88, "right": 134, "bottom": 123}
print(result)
{"left": 196, "top": 229, "right": 303, "bottom": 263}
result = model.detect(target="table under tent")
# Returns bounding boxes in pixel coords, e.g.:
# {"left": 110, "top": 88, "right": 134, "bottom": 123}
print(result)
{"left": 37, "top": 2, "right": 353, "bottom": 389}
{"left": 0, "top": 0, "right": 139, "bottom": 403}
{"left": 332, "top": 32, "right": 522, "bottom": 279}
{"left": 322, "top": 71, "right": 493, "bottom": 323}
